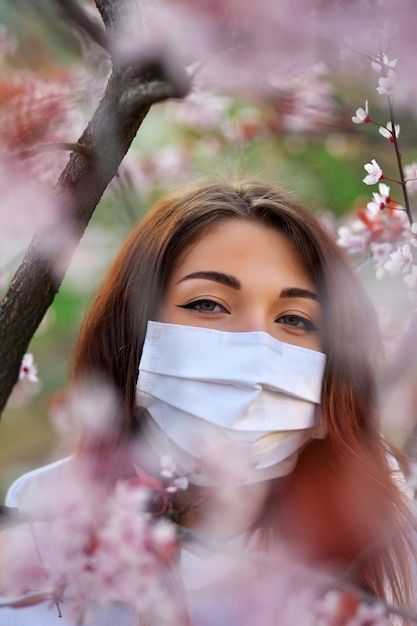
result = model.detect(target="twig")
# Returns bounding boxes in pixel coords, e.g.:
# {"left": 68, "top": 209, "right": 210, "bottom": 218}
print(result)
{"left": 55, "top": 0, "right": 110, "bottom": 53}
{"left": 2, "top": 142, "right": 91, "bottom": 161}
{"left": 167, "top": 498, "right": 207, "bottom": 523}
{"left": 372, "top": 42, "right": 414, "bottom": 225}
{"left": 386, "top": 95, "right": 414, "bottom": 225}
{"left": 28, "top": 521, "right": 63, "bottom": 618}
{"left": 0, "top": 593, "right": 54, "bottom": 609}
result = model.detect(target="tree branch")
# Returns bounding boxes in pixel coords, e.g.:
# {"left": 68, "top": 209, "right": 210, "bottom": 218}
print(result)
{"left": 55, "top": 0, "right": 111, "bottom": 52}
{"left": 3, "top": 142, "right": 91, "bottom": 161}
{"left": 0, "top": 1, "right": 191, "bottom": 416}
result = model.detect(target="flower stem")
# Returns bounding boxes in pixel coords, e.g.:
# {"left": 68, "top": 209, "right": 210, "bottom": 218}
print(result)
{"left": 386, "top": 95, "right": 413, "bottom": 225}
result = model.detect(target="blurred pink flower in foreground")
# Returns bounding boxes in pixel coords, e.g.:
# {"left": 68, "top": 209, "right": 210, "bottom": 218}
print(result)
{"left": 0, "top": 421, "right": 400, "bottom": 625}
{"left": 0, "top": 477, "right": 394, "bottom": 625}
{"left": 0, "top": 160, "right": 56, "bottom": 240}
{"left": 0, "top": 462, "right": 184, "bottom": 624}
{"left": 384, "top": 243, "right": 413, "bottom": 276}
{"left": 103, "top": 0, "right": 417, "bottom": 109}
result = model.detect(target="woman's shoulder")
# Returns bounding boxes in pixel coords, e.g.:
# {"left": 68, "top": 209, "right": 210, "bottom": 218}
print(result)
{"left": 5, "top": 457, "right": 71, "bottom": 509}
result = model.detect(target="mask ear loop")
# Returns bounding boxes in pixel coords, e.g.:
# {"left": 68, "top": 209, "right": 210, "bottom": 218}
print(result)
{"left": 313, "top": 406, "right": 327, "bottom": 439}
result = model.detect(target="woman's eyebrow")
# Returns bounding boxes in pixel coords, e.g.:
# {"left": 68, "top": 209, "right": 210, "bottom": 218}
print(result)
{"left": 279, "top": 286, "right": 320, "bottom": 302}
{"left": 176, "top": 274, "right": 319, "bottom": 300}
{"left": 176, "top": 271, "right": 241, "bottom": 289}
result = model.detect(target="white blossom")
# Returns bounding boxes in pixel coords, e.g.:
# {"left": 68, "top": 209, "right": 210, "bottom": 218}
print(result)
{"left": 376, "top": 71, "right": 396, "bottom": 96}
{"left": 367, "top": 183, "right": 391, "bottom": 214}
{"left": 160, "top": 455, "right": 176, "bottom": 479}
{"left": 405, "top": 163, "right": 417, "bottom": 194}
{"left": 378, "top": 121, "right": 400, "bottom": 142}
{"left": 371, "top": 54, "right": 397, "bottom": 73}
{"left": 352, "top": 101, "right": 370, "bottom": 124}
{"left": 370, "top": 242, "right": 393, "bottom": 279}
{"left": 19, "top": 353, "right": 38, "bottom": 382}
{"left": 7, "top": 353, "right": 41, "bottom": 407}
{"left": 166, "top": 476, "right": 189, "bottom": 493}
{"left": 363, "top": 159, "right": 383, "bottom": 185}
{"left": 384, "top": 244, "right": 413, "bottom": 275}
{"left": 411, "top": 222, "right": 417, "bottom": 247}
{"left": 337, "top": 223, "right": 368, "bottom": 254}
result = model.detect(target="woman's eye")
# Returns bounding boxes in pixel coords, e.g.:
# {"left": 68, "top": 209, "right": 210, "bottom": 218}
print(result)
{"left": 276, "top": 314, "right": 319, "bottom": 331}
{"left": 179, "top": 299, "right": 228, "bottom": 313}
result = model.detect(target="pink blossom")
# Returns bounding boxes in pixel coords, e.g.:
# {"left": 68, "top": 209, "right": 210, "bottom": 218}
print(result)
{"left": 0, "top": 160, "right": 57, "bottom": 240}
{"left": 126, "top": 464, "right": 169, "bottom": 515}
{"left": 352, "top": 101, "right": 370, "bottom": 124}
{"left": 18, "top": 353, "right": 38, "bottom": 382}
{"left": 160, "top": 455, "right": 176, "bottom": 479}
{"left": 7, "top": 353, "right": 41, "bottom": 407}
{"left": 49, "top": 381, "right": 120, "bottom": 437}
{"left": 405, "top": 163, "right": 417, "bottom": 194}
{"left": 378, "top": 121, "right": 400, "bottom": 142}
{"left": 170, "top": 91, "right": 233, "bottom": 131}
{"left": 0, "top": 464, "right": 183, "bottom": 624}
{"left": 376, "top": 71, "right": 396, "bottom": 96}
{"left": 159, "top": 456, "right": 190, "bottom": 491}
{"left": 408, "top": 222, "right": 417, "bottom": 248}
{"left": 371, "top": 54, "right": 397, "bottom": 74}
{"left": 166, "top": 476, "right": 189, "bottom": 493}
{"left": 147, "top": 518, "right": 178, "bottom": 560}
{"left": 363, "top": 159, "right": 383, "bottom": 185}
{"left": 411, "top": 222, "right": 417, "bottom": 247}
{"left": 384, "top": 244, "right": 413, "bottom": 275}
{"left": 367, "top": 183, "right": 391, "bottom": 214}
{"left": 279, "top": 67, "right": 335, "bottom": 133}
{"left": 370, "top": 242, "right": 393, "bottom": 279}
{"left": 336, "top": 224, "right": 368, "bottom": 254}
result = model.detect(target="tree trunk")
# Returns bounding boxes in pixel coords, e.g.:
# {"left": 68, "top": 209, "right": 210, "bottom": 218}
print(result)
{"left": 0, "top": 0, "right": 190, "bottom": 416}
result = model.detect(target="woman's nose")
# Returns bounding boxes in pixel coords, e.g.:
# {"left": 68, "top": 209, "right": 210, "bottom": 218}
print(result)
{"left": 234, "top": 310, "right": 269, "bottom": 333}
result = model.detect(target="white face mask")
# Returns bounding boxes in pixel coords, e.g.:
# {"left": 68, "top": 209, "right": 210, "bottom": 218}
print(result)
{"left": 136, "top": 321, "right": 327, "bottom": 486}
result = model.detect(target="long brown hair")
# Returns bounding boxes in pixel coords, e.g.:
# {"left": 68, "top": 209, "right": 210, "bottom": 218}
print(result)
{"left": 71, "top": 180, "right": 415, "bottom": 608}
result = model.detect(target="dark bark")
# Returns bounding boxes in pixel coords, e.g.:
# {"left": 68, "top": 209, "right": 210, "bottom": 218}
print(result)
{"left": 0, "top": 0, "right": 190, "bottom": 416}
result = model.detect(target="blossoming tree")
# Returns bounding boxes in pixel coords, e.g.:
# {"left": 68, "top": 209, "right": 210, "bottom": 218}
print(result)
{"left": 2, "top": 0, "right": 417, "bottom": 623}
{"left": 2, "top": 0, "right": 417, "bottom": 417}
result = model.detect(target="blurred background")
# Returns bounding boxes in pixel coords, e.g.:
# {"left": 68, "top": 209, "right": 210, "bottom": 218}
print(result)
{"left": 1, "top": 0, "right": 417, "bottom": 499}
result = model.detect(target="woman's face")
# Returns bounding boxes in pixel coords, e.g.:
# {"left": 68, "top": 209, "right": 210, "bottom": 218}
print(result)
{"left": 159, "top": 219, "right": 322, "bottom": 352}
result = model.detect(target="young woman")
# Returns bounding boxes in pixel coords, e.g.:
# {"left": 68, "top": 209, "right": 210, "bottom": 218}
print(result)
{"left": 1, "top": 180, "right": 416, "bottom": 624}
